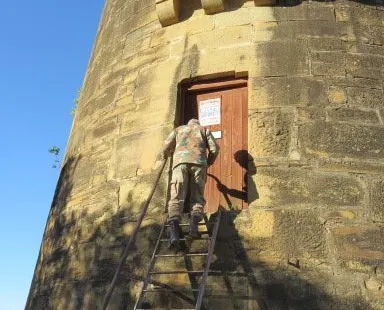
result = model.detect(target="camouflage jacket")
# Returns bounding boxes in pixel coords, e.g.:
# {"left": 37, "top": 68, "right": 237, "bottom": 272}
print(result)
{"left": 162, "top": 119, "right": 220, "bottom": 169}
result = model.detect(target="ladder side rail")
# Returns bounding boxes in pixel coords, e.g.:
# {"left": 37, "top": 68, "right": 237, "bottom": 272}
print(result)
{"left": 101, "top": 159, "right": 168, "bottom": 310}
{"left": 134, "top": 218, "right": 168, "bottom": 310}
{"left": 195, "top": 211, "right": 222, "bottom": 310}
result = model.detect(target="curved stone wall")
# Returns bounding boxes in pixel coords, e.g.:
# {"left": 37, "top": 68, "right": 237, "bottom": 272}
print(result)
{"left": 27, "top": 0, "right": 384, "bottom": 309}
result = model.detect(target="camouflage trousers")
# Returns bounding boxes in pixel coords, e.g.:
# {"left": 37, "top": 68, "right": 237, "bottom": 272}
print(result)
{"left": 167, "top": 163, "right": 207, "bottom": 223}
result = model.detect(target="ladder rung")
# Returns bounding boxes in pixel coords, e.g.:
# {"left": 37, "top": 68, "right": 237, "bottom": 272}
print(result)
{"left": 160, "top": 237, "right": 210, "bottom": 242}
{"left": 149, "top": 270, "right": 204, "bottom": 275}
{"left": 143, "top": 288, "right": 200, "bottom": 293}
{"left": 186, "top": 231, "right": 209, "bottom": 235}
{"left": 155, "top": 252, "right": 208, "bottom": 258}
{"left": 165, "top": 222, "right": 211, "bottom": 227}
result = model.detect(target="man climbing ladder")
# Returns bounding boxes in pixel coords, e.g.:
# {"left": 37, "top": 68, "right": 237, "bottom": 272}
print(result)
{"left": 161, "top": 118, "right": 220, "bottom": 250}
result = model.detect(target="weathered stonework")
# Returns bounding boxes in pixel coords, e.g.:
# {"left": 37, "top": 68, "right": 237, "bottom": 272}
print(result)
{"left": 155, "top": 0, "right": 180, "bottom": 27}
{"left": 201, "top": 0, "right": 225, "bottom": 14}
{"left": 27, "top": 0, "right": 384, "bottom": 309}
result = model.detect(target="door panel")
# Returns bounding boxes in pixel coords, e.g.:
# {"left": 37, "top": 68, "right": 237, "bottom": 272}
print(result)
{"left": 183, "top": 80, "right": 248, "bottom": 213}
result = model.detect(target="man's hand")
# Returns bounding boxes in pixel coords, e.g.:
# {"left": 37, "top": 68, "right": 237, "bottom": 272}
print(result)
{"left": 207, "top": 153, "right": 215, "bottom": 166}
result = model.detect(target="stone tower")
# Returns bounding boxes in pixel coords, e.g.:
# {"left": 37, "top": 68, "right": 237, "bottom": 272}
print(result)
{"left": 27, "top": 0, "right": 383, "bottom": 309}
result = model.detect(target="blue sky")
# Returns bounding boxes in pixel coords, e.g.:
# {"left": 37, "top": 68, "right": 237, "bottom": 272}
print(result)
{"left": 0, "top": 1, "right": 105, "bottom": 308}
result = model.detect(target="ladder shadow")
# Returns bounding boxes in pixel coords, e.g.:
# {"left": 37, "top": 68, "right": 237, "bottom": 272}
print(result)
{"left": 205, "top": 207, "right": 268, "bottom": 309}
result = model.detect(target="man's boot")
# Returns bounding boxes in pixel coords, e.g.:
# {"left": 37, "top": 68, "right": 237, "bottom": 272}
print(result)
{"left": 189, "top": 215, "right": 202, "bottom": 239}
{"left": 168, "top": 220, "right": 181, "bottom": 251}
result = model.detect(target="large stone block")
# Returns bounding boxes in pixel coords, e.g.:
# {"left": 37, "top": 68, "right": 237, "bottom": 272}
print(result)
{"left": 335, "top": 5, "right": 383, "bottom": 26}
{"left": 122, "top": 26, "right": 164, "bottom": 60}
{"left": 69, "top": 156, "right": 96, "bottom": 192}
{"left": 120, "top": 98, "right": 170, "bottom": 135}
{"left": 124, "top": 44, "right": 170, "bottom": 73}
{"left": 307, "top": 37, "right": 349, "bottom": 52}
{"left": 349, "top": 42, "right": 384, "bottom": 57}
{"left": 271, "top": 209, "right": 326, "bottom": 260}
{"left": 253, "top": 167, "right": 364, "bottom": 208}
{"left": 133, "top": 59, "right": 183, "bottom": 100}
{"left": 253, "top": 21, "right": 278, "bottom": 42}
{"left": 311, "top": 51, "right": 346, "bottom": 76}
{"left": 325, "top": 76, "right": 383, "bottom": 90}
{"left": 248, "top": 109, "right": 294, "bottom": 158}
{"left": 300, "top": 121, "right": 384, "bottom": 160}
{"left": 250, "top": 77, "right": 327, "bottom": 108}
{"left": 123, "top": 4, "right": 158, "bottom": 32}
{"left": 196, "top": 44, "right": 256, "bottom": 76}
{"left": 272, "top": 20, "right": 344, "bottom": 40}
{"left": 182, "top": 24, "right": 253, "bottom": 50}
{"left": 78, "top": 83, "right": 119, "bottom": 120}
{"left": 254, "top": 41, "right": 309, "bottom": 77}
{"left": 316, "top": 158, "right": 384, "bottom": 175}
{"left": 92, "top": 119, "right": 119, "bottom": 139}
{"left": 114, "top": 127, "right": 167, "bottom": 179}
{"left": 297, "top": 106, "right": 326, "bottom": 122}
{"left": 352, "top": 23, "right": 384, "bottom": 46}
{"left": 214, "top": 7, "right": 276, "bottom": 28}
{"left": 347, "top": 87, "right": 384, "bottom": 109}
{"left": 273, "top": 4, "right": 335, "bottom": 22}
{"left": 346, "top": 53, "right": 384, "bottom": 79}
{"left": 240, "top": 209, "right": 327, "bottom": 262}
{"left": 369, "top": 178, "right": 384, "bottom": 222}
{"left": 327, "top": 107, "right": 380, "bottom": 124}
{"left": 330, "top": 224, "right": 384, "bottom": 271}
{"left": 185, "top": 15, "right": 215, "bottom": 35}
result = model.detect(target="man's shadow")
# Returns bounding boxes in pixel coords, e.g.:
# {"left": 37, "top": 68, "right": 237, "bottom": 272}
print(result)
{"left": 202, "top": 152, "right": 264, "bottom": 308}
{"left": 205, "top": 207, "right": 267, "bottom": 309}
{"left": 210, "top": 150, "right": 259, "bottom": 207}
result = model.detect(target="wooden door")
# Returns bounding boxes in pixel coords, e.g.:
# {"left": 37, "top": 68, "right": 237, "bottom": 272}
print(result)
{"left": 182, "top": 78, "right": 248, "bottom": 213}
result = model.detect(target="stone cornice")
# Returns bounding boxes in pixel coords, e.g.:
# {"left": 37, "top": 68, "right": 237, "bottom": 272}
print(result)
{"left": 155, "top": 0, "right": 181, "bottom": 27}
{"left": 201, "top": 0, "right": 225, "bottom": 15}
{"left": 156, "top": 0, "right": 225, "bottom": 27}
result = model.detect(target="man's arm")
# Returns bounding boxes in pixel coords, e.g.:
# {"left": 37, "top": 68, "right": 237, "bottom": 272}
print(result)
{"left": 161, "top": 130, "right": 176, "bottom": 159}
{"left": 206, "top": 128, "right": 220, "bottom": 166}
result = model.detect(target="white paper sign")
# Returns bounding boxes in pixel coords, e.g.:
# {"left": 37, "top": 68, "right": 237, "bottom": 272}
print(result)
{"left": 199, "top": 98, "right": 221, "bottom": 126}
{"left": 212, "top": 131, "right": 222, "bottom": 139}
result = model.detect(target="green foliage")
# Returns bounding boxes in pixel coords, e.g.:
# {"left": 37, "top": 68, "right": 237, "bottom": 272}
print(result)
{"left": 48, "top": 146, "right": 60, "bottom": 168}
{"left": 48, "top": 146, "right": 60, "bottom": 156}
{"left": 71, "top": 88, "right": 82, "bottom": 116}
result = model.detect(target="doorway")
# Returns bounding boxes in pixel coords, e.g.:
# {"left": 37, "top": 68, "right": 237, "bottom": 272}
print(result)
{"left": 180, "top": 77, "right": 248, "bottom": 213}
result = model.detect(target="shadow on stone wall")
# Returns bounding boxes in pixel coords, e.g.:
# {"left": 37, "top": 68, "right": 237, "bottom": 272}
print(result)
{"left": 217, "top": 150, "right": 259, "bottom": 206}
{"left": 180, "top": 0, "right": 383, "bottom": 17}
{"left": 97, "top": 209, "right": 376, "bottom": 309}
{"left": 26, "top": 155, "right": 168, "bottom": 309}
{"left": 203, "top": 209, "right": 375, "bottom": 310}
{"left": 278, "top": 0, "right": 383, "bottom": 7}
{"left": 26, "top": 157, "right": 377, "bottom": 309}
{"left": 26, "top": 155, "right": 80, "bottom": 308}
{"left": 27, "top": 0, "right": 384, "bottom": 307}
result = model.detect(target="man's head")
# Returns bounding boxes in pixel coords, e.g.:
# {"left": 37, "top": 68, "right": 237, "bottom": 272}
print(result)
{"left": 187, "top": 118, "right": 200, "bottom": 125}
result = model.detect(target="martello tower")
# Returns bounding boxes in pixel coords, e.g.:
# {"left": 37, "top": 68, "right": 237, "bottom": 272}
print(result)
{"left": 27, "top": 0, "right": 383, "bottom": 309}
